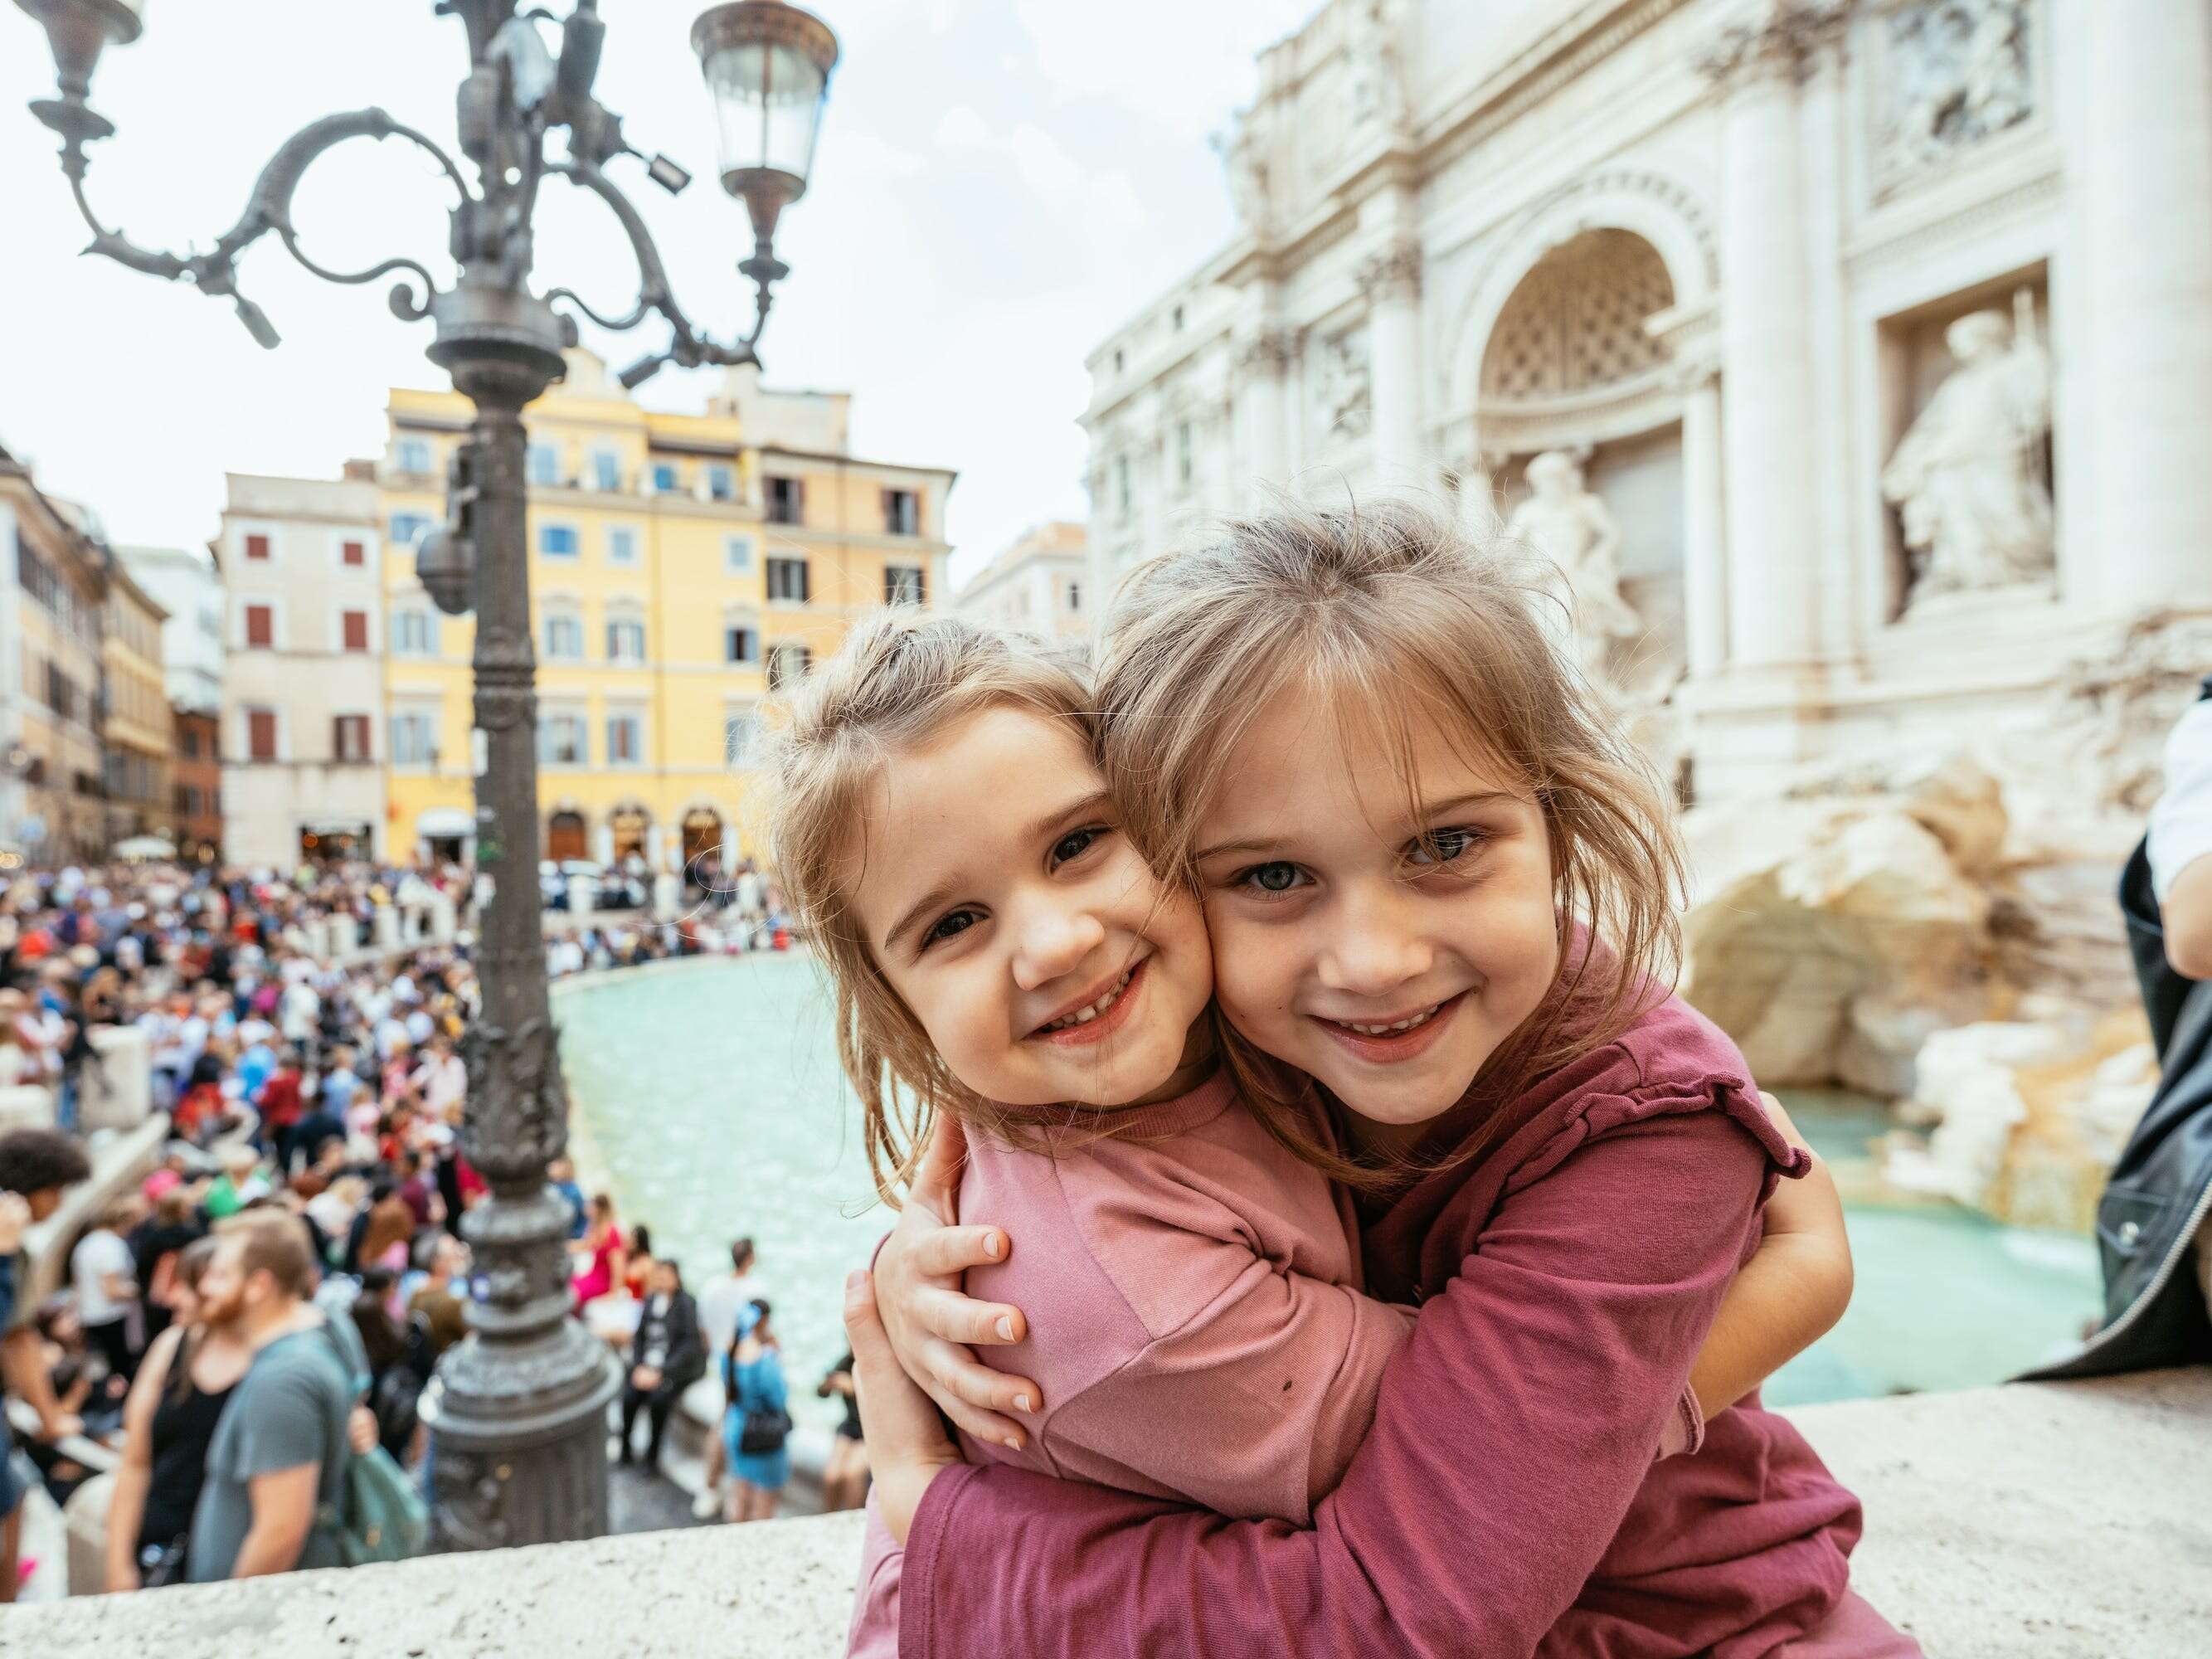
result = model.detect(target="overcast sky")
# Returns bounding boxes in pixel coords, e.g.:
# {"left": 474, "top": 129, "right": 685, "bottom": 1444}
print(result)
{"left": 0, "top": 0, "right": 1315, "bottom": 581}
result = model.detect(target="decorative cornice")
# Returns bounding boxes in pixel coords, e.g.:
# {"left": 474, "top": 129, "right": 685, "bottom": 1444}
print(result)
{"left": 1357, "top": 240, "right": 1425, "bottom": 305}
{"left": 1696, "top": 2, "right": 1852, "bottom": 92}
{"left": 1233, "top": 328, "right": 1304, "bottom": 379}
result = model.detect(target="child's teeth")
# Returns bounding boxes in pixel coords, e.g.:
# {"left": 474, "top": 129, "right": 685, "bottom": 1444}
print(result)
{"left": 1345, "top": 1004, "right": 1439, "bottom": 1036}
{"left": 1043, "top": 967, "right": 1135, "bottom": 1033}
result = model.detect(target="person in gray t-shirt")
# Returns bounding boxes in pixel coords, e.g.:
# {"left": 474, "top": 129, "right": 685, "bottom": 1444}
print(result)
{"left": 186, "top": 1218, "right": 357, "bottom": 1584}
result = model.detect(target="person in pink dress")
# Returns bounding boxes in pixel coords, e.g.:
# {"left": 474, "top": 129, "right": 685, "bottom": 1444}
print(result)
{"left": 569, "top": 1194, "right": 626, "bottom": 1313}
{"left": 751, "top": 596, "right": 1886, "bottom": 1659}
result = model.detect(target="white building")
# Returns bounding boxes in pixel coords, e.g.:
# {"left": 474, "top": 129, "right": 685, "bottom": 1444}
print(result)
{"left": 217, "top": 469, "right": 388, "bottom": 868}
{"left": 954, "top": 521, "right": 1091, "bottom": 641}
{"left": 117, "top": 543, "right": 224, "bottom": 715}
{"left": 1083, "top": 0, "right": 2212, "bottom": 800}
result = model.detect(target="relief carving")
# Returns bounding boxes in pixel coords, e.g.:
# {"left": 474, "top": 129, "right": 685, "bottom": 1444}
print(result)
{"left": 1877, "top": 0, "right": 2035, "bottom": 192}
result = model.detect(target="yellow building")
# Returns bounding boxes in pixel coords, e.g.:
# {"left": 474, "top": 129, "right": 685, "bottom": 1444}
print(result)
{"left": 379, "top": 348, "right": 955, "bottom": 872}
{"left": 100, "top": 559, "right": 173, "bottom": 847}
{"left": 2, "top": 444, "right": 116, "bottom": 863}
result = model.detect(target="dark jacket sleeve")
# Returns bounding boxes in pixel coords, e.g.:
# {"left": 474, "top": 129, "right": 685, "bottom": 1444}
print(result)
{"left": 667, "top": 1293, "right": 706, "bottom": 1384}
{"left": 901, "top": 1102, "right": 1772, "bottom": 1659}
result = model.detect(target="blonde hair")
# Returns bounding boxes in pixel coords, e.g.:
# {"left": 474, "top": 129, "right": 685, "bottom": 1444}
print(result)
{"left": 1095, "top": 497, "right": 1685, "bottom": 1188}
{"left": 753, "top": 612, "right": 1097, "bottom": 1204}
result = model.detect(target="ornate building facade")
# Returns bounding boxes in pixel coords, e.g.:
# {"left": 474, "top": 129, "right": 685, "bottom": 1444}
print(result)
{"left": 1083, "top": 0, "right": 2212, "bottom": 800}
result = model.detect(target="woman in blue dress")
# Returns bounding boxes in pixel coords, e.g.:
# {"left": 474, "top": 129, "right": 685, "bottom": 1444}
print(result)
{"left": 722, "top": 1300, "right": 790, "bottom": 1522}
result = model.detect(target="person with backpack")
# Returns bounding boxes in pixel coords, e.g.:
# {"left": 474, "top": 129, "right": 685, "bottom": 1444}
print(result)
{"left": 2030, "top": 676, "right": 2212, "bottom": 1377}
{"left": 720, "top": 1300, "right": 790, "bottom": 1523}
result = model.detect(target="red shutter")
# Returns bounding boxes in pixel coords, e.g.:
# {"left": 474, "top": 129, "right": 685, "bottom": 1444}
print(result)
{"left": 246, "top": 533, "right": 270, "bottom": 561}
{"left": 245, "top": 605, "right": 273, "bottom": 647}
{"left": 342, "top": 540, "right": 366, "bottom": 567}
{"left": 248, "top": 710, "right": 277, "bottom": 761}
{"left": 343, "top": 611, "right": 369, "bottom": 651}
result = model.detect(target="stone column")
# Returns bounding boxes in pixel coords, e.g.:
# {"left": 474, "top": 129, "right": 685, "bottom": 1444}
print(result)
{"left": 1702, "top": 6, "right": 1838, "bottom": 669}
{"left": 1232, "top": 330, "right": 1298, "bottom": 506}
{"left": 1679, "top": 364, "right": 1729, "bottom": 678}
{"left": 1359, "top": 241, "right": 1425, "bottom": 483}
{"left": 653, "top": 871, "right": 681, "bottom": 922}
{"left": 2077, "top": 0, "right": 2212, "bottom": 615}
{"left": 429, "top": 892, "right": 458, "bottom": 946}
{"left": 374, "top": 904, "right": 402, "bottom": 950}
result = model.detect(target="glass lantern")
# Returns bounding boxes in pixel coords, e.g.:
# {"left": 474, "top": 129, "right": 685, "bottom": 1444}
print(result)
{"left": 690, "top": 2, "right": 839, "bottom": 242}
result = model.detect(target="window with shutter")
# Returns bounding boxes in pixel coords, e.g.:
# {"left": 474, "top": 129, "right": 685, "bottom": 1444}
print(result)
{"left": 245, "top": 605, "right": 274, "bottom": 648}
{"left": 342, "top": 540, "right": 366, "bottom": 567}
{"left": 246, "top": 533, "right": 270, "bottom": 561}
{"left": 342, "top": 611, "right": 369, "bottom": 651}
{"left": 248, "top": 709, "right": 278, "bottom": 761}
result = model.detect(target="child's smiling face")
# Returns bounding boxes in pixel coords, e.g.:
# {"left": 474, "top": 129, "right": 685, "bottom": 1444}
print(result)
{"left": 1191, "top": 682, "right": 1560, "bottom": 1151}
{"left": 848, "top": 704, "right": 1215, "bottom": 1112}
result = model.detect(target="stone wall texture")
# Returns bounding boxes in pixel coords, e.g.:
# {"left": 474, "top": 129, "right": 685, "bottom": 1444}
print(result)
{"left": 7, "top": 1371, "right": 2207, "bottom": 1659}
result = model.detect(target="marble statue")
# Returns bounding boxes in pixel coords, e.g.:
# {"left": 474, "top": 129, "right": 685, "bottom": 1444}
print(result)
{"left": 1311, "top": 328, "right": 1373, "bottom": 440}
{"left": 1348, "top": 0, "right": 1412, "bottom": 132}
{"left": 1507, "top": 450, "right": 1642, "bottom": 683}
{"left": 1879, "top": 0, "right": 2034, "bottom": 186}
{"left": 1882, "top": 289, "right": 2054, "bottom": 605}
{"left": 1213, "top": 112, "right": 1273, "bottom": 236}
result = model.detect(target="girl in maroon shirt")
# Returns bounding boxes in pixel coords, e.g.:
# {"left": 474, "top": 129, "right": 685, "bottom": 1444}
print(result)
{"left": 856, "top": 502, "right": 1918, "bottom": 1657}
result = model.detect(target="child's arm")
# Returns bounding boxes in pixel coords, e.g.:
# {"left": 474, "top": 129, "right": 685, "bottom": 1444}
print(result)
{"left": 1688, "top": 1092, "right": 1853, "bottom": 1421}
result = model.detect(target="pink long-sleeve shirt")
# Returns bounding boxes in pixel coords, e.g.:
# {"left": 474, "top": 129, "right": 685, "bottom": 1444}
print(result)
{"left": 848, "top": 1071, "right": 1417, "bottom": 1657}
{"left": 849, "top": 1067, "right": 1708, "bottom": 1658}
{"left": 897, "top": 990, "right": 1874, "bottom": 1659}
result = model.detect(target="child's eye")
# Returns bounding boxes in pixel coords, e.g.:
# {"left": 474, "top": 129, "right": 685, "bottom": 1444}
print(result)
{"left": 1236, "top": 861, "right": 1310, "bottom": 895}
{"left": 1407, "top": 827, "right": 1484, "bottom": 867}
{"left": 921, "top": 908, "right": 981, "bottom": 949}
{"left": 1049, "top": 825, "right": 1108, "bottom": 868}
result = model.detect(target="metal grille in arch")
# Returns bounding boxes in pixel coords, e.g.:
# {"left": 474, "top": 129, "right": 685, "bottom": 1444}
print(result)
{"left": 1480, "top": 229, "right": 1675, "bottom": 401}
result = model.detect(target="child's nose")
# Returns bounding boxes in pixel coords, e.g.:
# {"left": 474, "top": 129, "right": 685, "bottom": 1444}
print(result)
{"left": 1315, "top": 882, "right": 1434, "bottom": 995}
{"left": 1009, "top": 905, "right": 1106, "bottom": 991}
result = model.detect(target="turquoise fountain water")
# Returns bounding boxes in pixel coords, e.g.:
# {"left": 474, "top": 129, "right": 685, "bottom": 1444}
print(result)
{"left": 554, "top": 956, "right": 2105, "bottom": 1426}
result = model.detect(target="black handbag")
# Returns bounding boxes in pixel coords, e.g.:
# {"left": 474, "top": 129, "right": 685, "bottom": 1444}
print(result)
{"left": 738, "top": 1404, "right": 792, "bottom": 1455}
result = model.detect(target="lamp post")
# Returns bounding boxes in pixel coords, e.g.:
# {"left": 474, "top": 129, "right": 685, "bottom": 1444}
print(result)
{"left": 12, "top": 0, "right": 839, "bottom": 1548}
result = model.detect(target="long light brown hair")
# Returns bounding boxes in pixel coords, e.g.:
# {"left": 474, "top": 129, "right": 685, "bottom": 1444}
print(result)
{"left": 751, "top": 612, "right": 1099, "bottom": 1204}
{"left": 1093, "top": 497, "right": 1686, "bottom": 1189}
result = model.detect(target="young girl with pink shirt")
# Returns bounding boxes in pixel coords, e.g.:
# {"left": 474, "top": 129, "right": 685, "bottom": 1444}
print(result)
{"left": 756, "top": 564, "right": 1879, "bottom": 1657}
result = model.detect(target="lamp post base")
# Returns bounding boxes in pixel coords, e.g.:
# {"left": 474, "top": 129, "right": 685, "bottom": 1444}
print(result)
{"left": 421, "top": 1291, "right": 622, "bottom": 1551}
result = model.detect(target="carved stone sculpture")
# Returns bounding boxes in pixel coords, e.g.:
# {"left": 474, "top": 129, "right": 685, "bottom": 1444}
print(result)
{"left": 1507, "top": 450, "right": 1642, "bottom": 684}
{"left": 1878, "top": 0, "right": 2035, "bottom": 189}
{"left": 1310, "top": 327, "right": 1373, "bottom": 440}
{"left": 1213, "top": 111, "right": 1273, "bottom": 236}
{"left": 1882, "top": 289, "right": 2054, "bottom": 607}
{"left": 1348, "top": 0, "right": 1411, "bottom": 133}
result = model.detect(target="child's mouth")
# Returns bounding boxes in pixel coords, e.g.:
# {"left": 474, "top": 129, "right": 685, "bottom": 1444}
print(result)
{"left": 1313, "top": 990, "right": 1467, "bottom": 1062}
{"left": 1030, "top": 956, "right": 1150, "bottom": 1047}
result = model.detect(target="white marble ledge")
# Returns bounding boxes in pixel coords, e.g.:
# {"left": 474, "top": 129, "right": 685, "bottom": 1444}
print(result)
{"left": 7, "top": 1370, "right": 2207, "bottom": 1659}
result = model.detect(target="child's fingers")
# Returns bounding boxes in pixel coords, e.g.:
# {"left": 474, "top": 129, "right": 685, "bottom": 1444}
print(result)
{"left": 914, "top": 1282, "right": 1027, "bottom": 1346}
{"left": 913, "top": 1113, "right": 970, "bottom": 1212}
{"left": 911, "top": 1334, "right": 1040, "bottom": 1448}
{"left": 912, "top": 1224, "right": 1012, "bottom": 1280}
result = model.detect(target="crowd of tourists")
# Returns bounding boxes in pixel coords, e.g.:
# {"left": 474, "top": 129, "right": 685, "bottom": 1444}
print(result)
{"left": 0, "top": 853, "right": 807, "bottom": 1599}
{"left": 573, "top": 1209, "right": 868, "bottom": 1525}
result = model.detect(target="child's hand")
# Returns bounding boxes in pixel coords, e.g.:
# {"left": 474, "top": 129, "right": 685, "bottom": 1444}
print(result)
{"left": 846, "top": 1268, "right": 964, "bottom": 1547}
{"left": 876, "top": 1115, "right": 1041, "bottom": 1452}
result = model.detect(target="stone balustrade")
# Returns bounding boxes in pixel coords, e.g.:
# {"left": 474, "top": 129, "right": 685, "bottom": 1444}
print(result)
{"left": 10, "top": 1370, "right": 2209, "bottom": 1657}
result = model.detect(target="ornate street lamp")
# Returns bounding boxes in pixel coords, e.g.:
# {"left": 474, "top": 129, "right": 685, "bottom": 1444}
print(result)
{"left": 12, "top": 0, "right": 838, "bottom": 1549}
